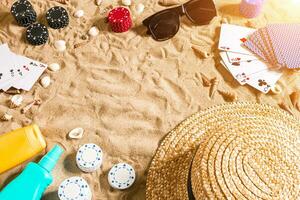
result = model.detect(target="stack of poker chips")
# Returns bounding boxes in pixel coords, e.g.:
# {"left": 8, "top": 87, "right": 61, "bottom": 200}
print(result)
{"left": 240, "top": 0, "right": 264, "bottom": 18}
{"left": 10, "top": 1, "right": 69, "bottom": 46}
{"left": 76, "top": 143, "right": 103, "bottom": 173}
{"left": 58, "top": 177, "right": 92, "bottom": 200}
{"left": 46, "top": 6, "right": 69, "bottom": 29}
{"left": 10, "top": 0, "right": 37, "bottom": 27}
{"left": 108, "top": 7, "right": 132, "bottom": 33}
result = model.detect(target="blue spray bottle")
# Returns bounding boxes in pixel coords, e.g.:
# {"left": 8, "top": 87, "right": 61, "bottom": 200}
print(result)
{"left": 0, "top": 145, "right": 63, "bottom": 200}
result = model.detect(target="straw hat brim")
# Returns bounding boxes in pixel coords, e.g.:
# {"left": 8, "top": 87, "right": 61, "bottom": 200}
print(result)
{"left": 146, "top": 102, "right": 300, "bottom": 200}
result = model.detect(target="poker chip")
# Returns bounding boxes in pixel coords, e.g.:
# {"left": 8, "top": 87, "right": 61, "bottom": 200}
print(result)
{"left": 76, "top": 143, "right": 103, "bottom": 173}
{"left": 26, "top": 23, "right": 49, "bottom": 46}
{"left": 11, "top": 0, "right": 37, "bottom": 27}
{"left": 46, "top": 6, "right": 69, "bottom": 29}
{"left": 108, "top": 163, "right": 136, "bottom": 190}
{"left": 108, "top": 7, "right": 132, "bottom": 33}
{"left": 58, "top": 176, "right": 92, "bottom": 200}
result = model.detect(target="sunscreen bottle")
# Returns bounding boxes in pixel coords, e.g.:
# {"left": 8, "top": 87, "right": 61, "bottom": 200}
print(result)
{"left": 0, "top": 145, "right": 64, "bottom": 200}
{"left": 0, "top": 124, "right": 46, "bottom": 174}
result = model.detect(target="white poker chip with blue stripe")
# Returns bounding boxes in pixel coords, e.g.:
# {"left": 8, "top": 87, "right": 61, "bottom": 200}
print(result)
{"left": 58, "top": 176, "right": 92, "bottom": 200}
{"left": 76, "top": 143, "right": 103, "bottom": 173}
{"left": 108, "top": 163, "right": 136, "bottom": 190}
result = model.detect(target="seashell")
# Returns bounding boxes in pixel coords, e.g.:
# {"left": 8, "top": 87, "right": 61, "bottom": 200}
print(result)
{"left": 191, "top": 46, "right": 211, "bottom": 58}
{"left": 289, "top": 91, "right": 300, "bottom": 111}
{"left": 96, "top": 0, "right": 103, "bottom": 5}
{"left": 40, "top": 76, "right": 51, "bottom": 88}
{"left": 68, "top": 127, "right": 84, "bottom": 139}
{"left": 1, "top": 113, "right": 13, "bottom": 121}
{"left": 48, "top": 63, "right": 60, "bottom": 72}
{"left": 22, "top": 119, "right": 32, "bottom": 126}
{"left": 278, "top": 102, "right": 293, "bottom": 115}
{"left": 209, "top": 77, "right": 219, "bottom": 98}
{"left": 122, "top": 0, "right": 131, "bottom": 6}
{"left": 200, "top": 73, "right": 211, "bottom": 87}
{"left": 54, "top": 40, "right": 67, "bottom": 52}
{"left": 136, "top": 3, "right": 145, "bottom": 14}
{"left": 218, "top": 90, "right": 237, "bottom": 102}
{"left": 5, "top": 88, "right": 21, "bottom": 95}
{"left": 88, "top": 26, "right": 99, "bottom": 37}
{"left": 21, "top": 101, "right": 35, "bottom": 114}
{"left": 74, "top": 42, "right": 86, "bottom": 49}
{"left": 270, "top": 84, "right": 282, "bottom": 95}
{"left": 10, "top": 95, "right": 23, "bottom": 108}
{"left": 74, "top": 10, "right": 84, "bottom": 18}
{"left": 159, "top": 0, "right": 183, "bottom": 6}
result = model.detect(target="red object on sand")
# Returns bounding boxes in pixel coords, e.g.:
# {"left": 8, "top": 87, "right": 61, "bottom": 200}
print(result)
{"left": 108, "top": 7, "right": 132, "bottom": 33}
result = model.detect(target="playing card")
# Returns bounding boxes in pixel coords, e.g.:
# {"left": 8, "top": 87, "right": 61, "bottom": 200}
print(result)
{"left": 220, "top": 52, "right": 271, "bottom": 85}
{"left": 226, "top": 51, "right": 258, "bottom": 63}
{"left": 246, "top": 68, "right": 282, "bottom": 93}
{"left": 218, "top": 24, "right": 256, "bottom": 55}
{"left": 0, "top": 45, "right": 18, "bottom": 88}
{"left": 12, "top": 57, "right": 47, "bottom": 91}
{"left": 267, "top": 24, "right": 300, "bottom": 69}
{"left": 0, "top": 55, "right": 33, "bottom": 91}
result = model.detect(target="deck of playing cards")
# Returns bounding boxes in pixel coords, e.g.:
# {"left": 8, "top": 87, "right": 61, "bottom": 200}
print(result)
{"left": 0, "top": 43, "right": 47, "bottom": 91}
{"left": 218, "top": 24, "right": 282, "bottom": 94}
{"left": 244, "top": 24, "right": 300, "bottom": 69}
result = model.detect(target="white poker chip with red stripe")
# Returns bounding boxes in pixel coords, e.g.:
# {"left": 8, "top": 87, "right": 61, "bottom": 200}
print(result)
{"left": 108, "top": 7, "right": 132, "bottom": 33}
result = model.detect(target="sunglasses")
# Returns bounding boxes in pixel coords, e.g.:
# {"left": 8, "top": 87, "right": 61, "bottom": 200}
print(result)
{"left": 143, "top": 0, "right": 217, "bottom": 41}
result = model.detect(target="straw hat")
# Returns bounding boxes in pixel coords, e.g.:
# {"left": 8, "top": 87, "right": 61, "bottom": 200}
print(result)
{"left": 146, "top": 102, "right": 300, "bottom": 200}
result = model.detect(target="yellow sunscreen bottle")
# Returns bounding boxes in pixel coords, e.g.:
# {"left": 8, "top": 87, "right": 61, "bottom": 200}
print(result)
{"left": 0, "top": 124, "right": 46, "bottom": 174}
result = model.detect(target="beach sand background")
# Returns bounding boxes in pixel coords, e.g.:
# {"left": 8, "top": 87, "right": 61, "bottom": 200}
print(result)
{"left": 0, "top": 0, "right": 300, "bottom": 199}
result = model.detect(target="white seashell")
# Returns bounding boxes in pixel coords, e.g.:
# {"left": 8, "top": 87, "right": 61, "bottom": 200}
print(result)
{"left": 88, "top": 26, "right": 99, "bottom": 37}
{"left": 48, "top": 63, "right": 61, "bottom": 72}
{"left": 54, "top": 40, "right": 66, "bottom": 52}
{"left": 96, "top": 0, "right": 103, "bottom": 5}
{"left": 40, "top": 76, "right": 51, "bottom": 88}
{"left": 122, "top": 0, "right": 131, "bottom": 6}
{"left": 68, "top": 127, "right": 84, "bottom": 139}
{"left": 1, "top": 113, "right": 13, "bottom": 121}
{"left": 74, "top": 10, "right": 84, "bottom": 18}
{"left": 10, "top": 95, "right": 23, "bottom": 108}
{"left": 136, "top": 3, "right": 145, "bottom": 14}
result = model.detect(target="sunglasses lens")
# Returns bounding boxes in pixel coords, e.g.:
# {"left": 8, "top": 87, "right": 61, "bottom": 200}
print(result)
{"left": 148, "top": 11, "right": 179, "bottom": 41}
{"left": 185, "top": 0, "right": 217, "bottom": 25}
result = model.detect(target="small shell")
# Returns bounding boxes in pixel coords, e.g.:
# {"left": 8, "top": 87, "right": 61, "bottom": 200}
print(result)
{"left": 22, "top": 119, "right": 32, "bottom": 126}
{"left": 54, "top": 40, "right": 67, "bottom": 52}
{"left": 122, "top": 0, "right": 131, "bottom": 6}
{"left": 88, "top": 26, "right": 99, "bottom": 37}
{"left": 1, "top": 113, "right": 13, "bottom": 121}
{"left": 270, "top": 84, "right": 282, "bottom": 95}
{"left": 192, "top": 46, "right": 210, "bottom": 59}
{"left": 74, "top": 10, "right": 84, "bottom": 18}
{"left": 21, "top": 101, "right": 35, "bottom": 114}
{"left": 218, "top": 90, "right": 237, "bottom": 102}
{"left": 68, "top": 127, "right": 84, "bottom": 139}
{"left": 40, "top": 76, "right": 51, "bottom": 88}
{"left": 48, "top": 63, "right": 61, "bottom": 72}
{"left": 290, "top": 91, "right": 300, "bottom": 111}
{"left": 159, "top": 0, "right": 182, "bottom": 6}
{"left": 278, "top": 102, "right": 293, "bottom": 115}
{"left": 209, "top": 77, "right": 219, "bottom": 98}
{"left": 200, "top": 73, "right": 211, "bottom": 87}
{"left": 10, "top": 95, "right": 23, "bottom": 108}
{"left": 96, "top": 0, "right": 103, "bottom": 5}
{"left": 5, "top": 89, "right": 21, "bottom": 95}
{"left": 136, "top": 3, "right": 145, "bottom": 14}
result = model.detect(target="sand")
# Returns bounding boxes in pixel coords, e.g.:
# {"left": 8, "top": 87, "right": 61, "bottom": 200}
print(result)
{"left": 0, "top": 0, "right": 300, "bottom": 199}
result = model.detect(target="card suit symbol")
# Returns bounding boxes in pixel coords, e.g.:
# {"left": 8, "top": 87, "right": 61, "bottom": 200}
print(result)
{"left": 247, "top": 60, "right": 252, "bottom": 62}
{"left": 0, "top": 73, "right": 2, "bottom": 79}
{"left": 240, "top": 38, "right": 247, "bottom": 43}
{"left": 258, "top": 79, "right": 267, "bottom": 86}
{"left": 237, "top": 58, "right": 241, "bottom": 61}
{"left": 23, "top": 66, "right": 29, "bottom": 71}
{"left": 232, "top": 62, "right": 240, "bottom": 66}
